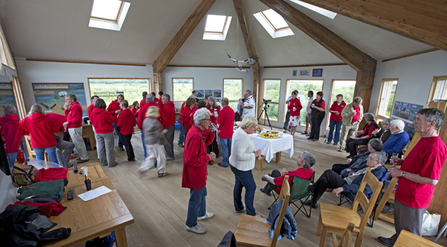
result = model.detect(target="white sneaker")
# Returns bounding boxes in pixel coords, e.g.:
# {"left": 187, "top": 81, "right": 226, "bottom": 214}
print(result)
{"left": 186, "top": 225, "right": 207, "bottom": 234}
{"left": 197, "top": 211, "right": 214, "bottom": 221}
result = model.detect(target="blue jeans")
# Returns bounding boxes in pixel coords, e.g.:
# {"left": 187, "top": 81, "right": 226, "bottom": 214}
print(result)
{"left": 34, "top": 146, "right": 58, "bottom": 164}
{"left": 7, "top": 152, "right": 18, "bottom": 174}
{"left": 327, "top": 120, "right": 342, "bottom": 143}
{"left": 178, "top": 123, "right": 186, "bottom": 144}
{"left": 141, "top": 131, "right": 147, "bottom": 158}
{"left": 220, "top": 138, "right": 232, "bottom": 166}
{"left": 112, "top": 122, "right": 123, "bottom": 148}
{"left": 186, "top": 187, "right": 207, "bottom": 227}
{"left": 230, "top": 166, "right": 256, "bottom": 216}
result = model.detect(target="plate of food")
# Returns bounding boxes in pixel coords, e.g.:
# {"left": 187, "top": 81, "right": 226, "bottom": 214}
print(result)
{"left": 260, "top": 131, "right": 281, "bottom": 139}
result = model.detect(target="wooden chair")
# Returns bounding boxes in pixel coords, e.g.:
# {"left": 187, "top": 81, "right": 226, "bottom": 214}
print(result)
{"left": 394, "top": 230, "right": 442, "bottom": 247}
{"left": 235, "top": 175, "right": 291, "bottom": 247}
{"left": 316, "top": 168, "right": 383, "bottom": 247}
{"left": 373, "top": 177, "right": 398, "bottom": 223}
{"left": 337, "top": 223, "right": 355, "bottom": 247}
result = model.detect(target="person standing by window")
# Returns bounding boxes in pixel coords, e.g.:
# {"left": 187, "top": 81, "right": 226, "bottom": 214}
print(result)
{"left": 307, "top": 91, "right": 326, "bottom": 141}
{"left": 327, "top": 94, "right": 346, "bottom": 145}
{"left": 288, "top": 90, "right": 302, "bottom": 137}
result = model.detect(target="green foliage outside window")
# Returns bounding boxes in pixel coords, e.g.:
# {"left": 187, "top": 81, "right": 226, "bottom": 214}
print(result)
{"left": 286, "top": 80, "right": 323, "bottom": 125}
{"left": 89, "top": 79, "right": 149, "bottom": 106}
{"left": 173, "top": 78, "right": 193, "bottom": 102}
{"left": 263, "top": 80, "right": 281, "bottom": 121}
{"left": 224, "top": 79, "right": 242, "bottom": 111}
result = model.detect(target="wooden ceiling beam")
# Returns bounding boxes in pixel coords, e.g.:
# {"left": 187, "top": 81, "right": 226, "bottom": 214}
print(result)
{"left": 295, "top": 0, "right": 447, "bottom": 52}
{"left": 259, "top": 0, "right": 369, "bottom": 72}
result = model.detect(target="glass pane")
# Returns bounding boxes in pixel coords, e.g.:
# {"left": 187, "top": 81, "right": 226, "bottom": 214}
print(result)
{"left": 89, "top": 79, "right": 149, "bottom": 106}
{"left": 433, "top": 79, "right": 447, "bottom": 100}
{"left": 331, "top": 80, "right": 355, "bottom": 105}
{"left": 262, "top": 9, "right": 288, "bottom": 29}
{"left": 205, "top": 15, "right": 227, "bottom": 32}
{"left": 264, "top": 80, "right": 281, "bottom": 102}
{"left": 262, "top": 103, "right": 278, "bottom": 121}
{"left": 223, "top": 79, "right": 242, "bottom": 101}
{"left": 379, "top": 80, "right": 397, "bottom": 117}
{"left": 229, "top": 101, "right": 239, "bottom": 112}
{"left": 286, "top": 80, "right": 323, "bottom": 125}
{"left": 91, "top": 0, "right": 122, "bottom": 20}
{"left": 173, "top": 78, "right": 193, "bottom": 101}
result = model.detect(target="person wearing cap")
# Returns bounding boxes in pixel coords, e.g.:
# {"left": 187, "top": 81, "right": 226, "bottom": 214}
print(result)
{"left": 327, "top": 94, "right": 346, "bottom": 145}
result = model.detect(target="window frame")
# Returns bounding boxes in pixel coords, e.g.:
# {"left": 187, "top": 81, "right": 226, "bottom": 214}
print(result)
{"left": 376, "top": 78, "right": 399, "bottom": 118}
{"left": 11, "top": 76, "right": 26, "bottom": 119}
{"left": 204, "top": 15, "right": 229, "bottom": 34}
{"left": 260, "top": 10, "right": 289, "bottom": 31}
{"left": 90, "top": 1, "right": 124, "bottom": 23}
{"left": 427, "top": 75, "right": 447, "bottom": 106}
{"left": 172, "top": 77, "right": 194, "bottom": 103}
{"left": 0, "top": 22, "right": 15, "bottom": 70}
{"left": 223, "top": 78, "right": 244, "bottom": 110}
{"left": 253, "top": 9, "right": 294, "bottom": 39}
{"left": 87, "top": 77, "right": 152, "bottom": 105}
{"left": 261, "top": 78, "right": 282, "bottom": 123}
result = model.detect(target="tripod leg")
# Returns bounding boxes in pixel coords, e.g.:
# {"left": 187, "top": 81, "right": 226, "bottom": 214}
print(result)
{"left": 264, "top": 111, "right": 273, "bottom": 130}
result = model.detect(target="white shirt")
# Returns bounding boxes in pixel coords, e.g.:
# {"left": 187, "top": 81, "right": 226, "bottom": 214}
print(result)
{"left": 229, "top": 128, "right": 256, "bottom": 171}
{"left": 306, "top": 97, "right": 314, "bottom": 115}
{"left": 242, "top": 95, "right": 256, "bottom": 117}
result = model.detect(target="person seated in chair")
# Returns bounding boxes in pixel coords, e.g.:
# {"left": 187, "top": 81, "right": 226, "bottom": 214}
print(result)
{"left": 357, "top": 118, "right": 391, "bottom": 154}
{"left": 260, "top": 151, "right": 316, "bottom": 196}
{"left": 303, "top": 151, "right": 387, "bottom": 209}
{"left": 382, "top": 119, "right": 410, "bottom": 159}
{"left": 332, "top": 138, "right": 383, "bottom": 175}
{"left": 345, "top": 113, "right": 378, "bottom": 158}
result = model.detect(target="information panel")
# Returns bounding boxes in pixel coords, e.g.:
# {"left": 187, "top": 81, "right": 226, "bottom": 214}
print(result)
{"left": 32, "top": 83, "right": 87, "bottom": 116}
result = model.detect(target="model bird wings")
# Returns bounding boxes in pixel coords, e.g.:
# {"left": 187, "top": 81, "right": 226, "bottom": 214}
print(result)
{"left": 226, "top": 52, "right": 259, "bottom": 73}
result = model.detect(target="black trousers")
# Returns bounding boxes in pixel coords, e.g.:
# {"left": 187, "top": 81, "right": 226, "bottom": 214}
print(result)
{"left": 121, "top": 134, "right": 135, "bottom": 161}
{"left": 62, "top": 131, "right": 70, "bottom": 142}
{"left": 262, "top": 169, "right": 282, "bottom": 193}
{"left": 332, "top": 163, "right": 350, "bottom": 175}
{"left": 207, "top": 132, "right": 219, "bottom": 157}
{"left": 346, "top": 138, "right": 370, "bottom": 157}
{"left": 312, "top": 169, "right": 347, "bottom": 204}
{"left": 309, "top": 117, "right": 324, "bottom": 140}
{"left": 283, "top": 111, "right": 290, "bottom": 130}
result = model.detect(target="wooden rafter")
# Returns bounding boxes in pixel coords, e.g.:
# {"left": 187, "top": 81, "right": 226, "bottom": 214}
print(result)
{"left": 295, "top": 0, "right": 447, "bottom": 52}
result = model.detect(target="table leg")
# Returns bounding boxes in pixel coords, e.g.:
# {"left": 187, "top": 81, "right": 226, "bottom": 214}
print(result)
{"left": 275, "top": 152, "right": 281, "bottom": 164}
{"left": 115, "top": 227, "right": 128, "bottom": 247}
{"left": 257, "top": 155, "right": 265, "bottom": 171}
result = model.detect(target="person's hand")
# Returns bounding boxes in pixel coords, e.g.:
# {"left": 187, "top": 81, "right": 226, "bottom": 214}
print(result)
{"left": 63, "top": 122, "right": 69, "bottom": 130}
{"left": 391, "top": 157, "right": 403, "bottom": 166}
{"left": 348, "top": 112, "right": 355, "bottom": 116}
{"left": 209, "top": 124, "right": 217, "bottom": 133}
{"left": 346, "top": 158, "right": 352, "bottom": 163}
{"left": 64, "top": 103, "right": 69, "bottom": 110}
{"left": 334, "top": 111, "right": 339, "bottom": 115}
{"left": 162, "top": 129, "right": 168, "bottom": 134}
{"left": 332, "top": 187, "right": 344, "bottom": 197}
{"left": 239, "top": 101, "right": 243, "bottom": 106}
{"left": 115, "top": 109, "right": 121, "bottom": 114}
{"left": 254, "top": 149, "right": 262, "bottom": 157}
{"left": 208, "top": 152, "right": 216, "bottom": 161}
{"left": 346, "top": 169, "right": 352, "bottom": 172}
{"left": 389, "top": 167, "right": 403, "bottom": 179}
{"left": 372, "top": 130, "right": 378, "bottom": 135}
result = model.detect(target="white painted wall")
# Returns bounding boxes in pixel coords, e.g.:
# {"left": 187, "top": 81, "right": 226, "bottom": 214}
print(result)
{"left": 370, "top": 50, "right": 447, "bottom": 116}
{"left": 15, "top": 60, "right": 154, "bottom": 111}
{"left": 259, "top": 65, "right": 357, "bottom": 133}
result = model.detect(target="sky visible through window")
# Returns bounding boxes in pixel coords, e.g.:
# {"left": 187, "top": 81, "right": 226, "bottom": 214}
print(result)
{"left": 91, "top": 0, "right": 122, "bottom": 21}
{"left": 290, "top": 0, "right": 337, "bottom": 19}
{"left": 262, "top": 9, "right": 289, "bottom": 30}
{"left": 205, "top": 15, "right": 227, "bottom": 33}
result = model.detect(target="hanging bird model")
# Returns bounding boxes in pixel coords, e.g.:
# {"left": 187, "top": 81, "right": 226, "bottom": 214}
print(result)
{"left": 226, "top": 52, "right": 259, "bottom": 73}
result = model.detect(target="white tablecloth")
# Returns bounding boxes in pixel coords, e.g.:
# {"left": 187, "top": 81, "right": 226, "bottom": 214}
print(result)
{"left": 249, "top": 134, "right": 294, "bottom": 163}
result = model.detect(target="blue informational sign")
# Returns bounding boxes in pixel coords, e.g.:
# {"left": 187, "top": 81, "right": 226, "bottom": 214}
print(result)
{"left": 312, "top": 68, "right": 323, "bottom": 77}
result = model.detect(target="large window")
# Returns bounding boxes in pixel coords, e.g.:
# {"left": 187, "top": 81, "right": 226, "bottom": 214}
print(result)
{"left": 12, "top": 76, "right": 26, "bottom": 119}
{"left": 0, "top": 23, "right": 15, "bottom": 69}
{"left": 284, "top": 79, "right": 324, "bottom": 126}
{"left": 88, "top": 78, "right": 150, "bottom": 106}
{"left": 325, "top": 80, "right": 356, "bottom": 129}
{"left": 172, "top": 78, "right": 194, "bottom": 102}
{"left": 223, "top": 78, "right": 243, "bottom": 111}
{"left": 262, "top": 79, "right": 281, "bottom": 122}
{"left": 427, "top": 76, "right": 447, "bottom": 105}
{"left": 377, "top": 79, "right": 398, "bottom": 117}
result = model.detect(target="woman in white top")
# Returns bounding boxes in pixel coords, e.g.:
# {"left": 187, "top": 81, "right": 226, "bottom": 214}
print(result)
{"left": 229, "top": 115, "right": 262, "bottom": 216}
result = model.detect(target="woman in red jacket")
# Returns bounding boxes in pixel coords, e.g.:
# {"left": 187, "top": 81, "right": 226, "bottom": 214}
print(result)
{"left": 19, "top": 104, "right": 59, "bottom": 164}
{"left": 327, "top": 94, "right": 346, "bottom": 145}
{"left": 182, "top": 98, "right": 197, "bottom": 132}
{"left": 117, "top": 100, "right": 136, "bottom": 161}
{"left": 0, "top": 105, "right": 23, "bottom": 173}
{"left": 90, "top": 99, "right": 117, "bottom": 167}
{"left": 205, "top": 96, "right": 220, "bottom": 158}
{"left": 287, "top": 90, "right": 302, "bottom": 137}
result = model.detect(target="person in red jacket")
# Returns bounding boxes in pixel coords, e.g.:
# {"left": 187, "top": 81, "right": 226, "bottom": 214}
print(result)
{"left": 287, "top": 90, "right": 303, "bottom": 137}
{"left": 182, "top": 98, "right": 197, "bottom": 133}
{"left": 116, "top": 100, "right": 136, "bottom": 161}
{"left": 107, "top": 94, "right": 124, "bottom": 151}
{"left": 177, "top": 101, "right": 187, "bottom": 147}
{"left": 205, "top": 97, "right": 220, "bottom": 158}
{"left": 182, "top": 108, "right": 216, "bottom": 234}
{"left": 217, "top": 98, "right": 235, "bottom": 167}
{"left": 90, "top": 99, "right": 117, "bottom": 167}
{"left": 327, "top": 94, "right": 346, "bottom": 145}
{"left": 131, "top": 101, "right": 140, "bottom": 120}
{"left": 158, "top": 91, "right": 164, "bottom": 108}
{"left": 63, "top": 94, "right": 89, "bottom": 163}
{"left": 151, "top": 92, "right": 159, "bottom": 104}
{"left": 140, "top": 91, "right": 147, "bottom": 109}
{"left": 137, "top": 95, "right": 164, "bottom": 158}
{"left": 19, "top": 104, "right": 59, "bottom": 164}
{"left": 161, "top": 94, "right": 176, "bottom": 161}
{"left": 87, "top": 95, "right": 99, "bottom": 119}
{"left": 0, "top": 105, "right": 23, "bottom": 173}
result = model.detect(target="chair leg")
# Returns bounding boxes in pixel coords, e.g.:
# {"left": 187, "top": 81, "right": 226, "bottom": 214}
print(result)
{"left": 331, "top": 233, "right": 338, "bottom": 247}
{"left": 354, "top": 232, "right": 363, "bottom": 247}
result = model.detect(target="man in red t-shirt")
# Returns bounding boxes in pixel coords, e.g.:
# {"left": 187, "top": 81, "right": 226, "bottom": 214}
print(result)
{"left": 339, "top": 97, "right": 363, "bottom": 152}
{"left": 161, "top": 94, "right": 176, "bottom": 161}
{"left": 63, "top": 94, "right": 89, "bottom": 163}
{"left": 217, "top": 98, "right": 235, "bottom": 167}
{"left": 378, "top": 108, "right": 447, "bottom": 247}
{"left": 116, "top": 100, "right": 136, "bottom": 161}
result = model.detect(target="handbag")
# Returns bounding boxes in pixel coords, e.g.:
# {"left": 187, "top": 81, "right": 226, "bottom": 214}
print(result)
{"left": 422, "top": 210, "right": 441, "bottom": 236}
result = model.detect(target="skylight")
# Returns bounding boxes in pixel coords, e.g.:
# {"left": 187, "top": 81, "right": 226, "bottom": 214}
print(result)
{"left": 254, "top": 9, "right": 294, "bottom": 38}
{"left": 290, "top": 0, "right": 337, "bottom": 19}
{"left": 88, "top": 0, "right": 131, "bottom": 32}
{"left": 203, "top": 14, "right": 232, "bottom": 41}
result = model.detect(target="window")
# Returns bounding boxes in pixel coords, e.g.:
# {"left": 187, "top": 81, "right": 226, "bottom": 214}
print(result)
{"left": 172, "top": 78, "right": 194, "bottom": 102}
{"left": 325, "top": 80, "right": 356, "bottom": 129}
{"left": 89, "top": 0, "right": 131, "bottom": 31}
{"left": 254, "top": 9, "right": 294, "bottom": 38}
{"left": 0, "top": 23, "right": 15, "bottom": 69}
{"left": 203, "top": 15, "right": 232, "bottom": 41}
{"left": 427, "top": 76, "right": 447, "bottom": 105}
{"left": 88, "top": 78, "right": 150, "bottom": 106}
{"left": 284, "top": 79, "right": 324, "bottom": 125}
{"left": 262, "top": 79, "right": 281, "bottom": 122}
{"left": 289, "top": 0, "right": 337, "bottom": 19}
{"left": 377, "top": 79, "right": 398, "bottom": 117}
{"left": 223, "top": 78, "right": 243, "bottom": 111}
{"left": 12, "top": 76, "right": 26, "bottom": 119}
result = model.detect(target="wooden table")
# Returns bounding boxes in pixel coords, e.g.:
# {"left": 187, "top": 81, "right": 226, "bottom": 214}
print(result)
{"left": 44, "top": 163, "right": 134, "bottom": 246}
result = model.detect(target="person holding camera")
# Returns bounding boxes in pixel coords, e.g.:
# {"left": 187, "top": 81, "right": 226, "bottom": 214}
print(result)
{"left": 241, "top": 90, "right": 255, "bottom": 118}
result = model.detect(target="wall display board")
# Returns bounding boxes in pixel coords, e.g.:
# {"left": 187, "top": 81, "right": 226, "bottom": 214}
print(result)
{"left": 32, "top": 83, "right": 87, "bottom": 116}
{"left": 213, "top": 90, "right": 221, "bottom": 99}
{"left": 196, "top": 90, "right": 204, "bottom": 98}
{"left": 205, "top": 90, "right": 213, "bottom": 99}
{"left": 391, "top": 100, "right": 424, "bottom": 138}
{"left": 0, "top": 83, "right": 17, "bottom": 116}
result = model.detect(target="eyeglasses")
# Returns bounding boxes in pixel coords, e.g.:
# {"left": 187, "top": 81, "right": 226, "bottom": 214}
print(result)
{"left": 203, "top": 119, "right": 211, "bottom": 121}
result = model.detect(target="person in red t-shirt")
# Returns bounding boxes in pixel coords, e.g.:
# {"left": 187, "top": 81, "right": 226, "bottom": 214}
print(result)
{"left": 182, "top": 98, "right": 197, "bottom": 133}
{"left": 287, "top": 90, "right": 302, "bottom": 137}
{"left": 327, "top": 94, "right": 346, "bottom": 145}
{"left": 116, "top": 100, "right": 136, "bottom": 161}
{"left": 345, "top": 113, "right": 378, "bottom": 158}
{"left": 260, "top": 151, "right": 315, "bottom": 196}
{"left": 87, "top": 95, "right": 99, "bottom": 119}
{"left": 130, "top": 101, "right": 140, "bottom": 120}
{"left": 63, "top": 94, "right": 89, "bottom": 163}
{"left": 178, "top": 101, "right": 187, "bottom": 147}
{"left": 339, "top": 97, "right": 363, "bottom": 152}
{"left": 107, "top": 94, "right": 125, "bottom": 151}
{"left": 378, "top": 108, "right": 447, "bottom": 247}
{"left": 308, "top": 91, "right": 326, "bottom": 141}
{"left": 217, "top": 98, "right": 235, "bottom": 167}
{"left": 161, "top": 94, "right": 176, "bottom": 160}
{"left": 205, "top": 96, "right": 220, "bottom": 158}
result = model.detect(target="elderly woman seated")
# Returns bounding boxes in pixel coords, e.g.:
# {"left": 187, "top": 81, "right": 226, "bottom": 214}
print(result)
{"left": 260, "top": 151, "right": 316, "bottom": 196}
{"left": 357, "top": 118, "right": 391, "bottom": 154}
{"left": 345, "top": 113, "right": 378, "bottom": 159}
{"left": 382, "top": 119, "right": 410, "bottom": 158}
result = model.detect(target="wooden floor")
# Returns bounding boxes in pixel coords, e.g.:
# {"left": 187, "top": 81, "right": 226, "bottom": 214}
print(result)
{"left": 76, "top": 127, "right": 447, "bottom": 247}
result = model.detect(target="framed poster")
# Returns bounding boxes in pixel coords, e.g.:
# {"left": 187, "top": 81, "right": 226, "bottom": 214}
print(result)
{"left": 205, "top": 90, "right": 213, "bottom": 99}
{"left": 196, "top": 90, "right": 204, "bottom": 98}
{"left": 392, "top": 101, "right": 402, "bottom": 116}
{"left": 312, "top": 68, "right": 323, "bottom": 77}
{"left": 0, "top": 82, "right": 17, "bottom": 116}
{"left": 292, "top": 70, "right": 297, "bottom": 77}
{"left": 213, "top": 90, "right": 221, "bottom": 98}
{"left": 33, "top": 83, "right": 87, "bottom": 116}
{"left": 409, "top": 104, "right": 423, "bottom": 121}
{"left": 399, "top": 102, "right": 411, "bottom": 119}
{"left": 299, "top": 69, "right": 310, "bottom": 76}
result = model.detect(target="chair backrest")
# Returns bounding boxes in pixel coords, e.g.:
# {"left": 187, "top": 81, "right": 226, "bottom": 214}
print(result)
{"left": 394, "top": 230, "right": 442, "bottom": 247}
{"left": 290, "top": 171, "right": 314, "bottom": 201}
{"left": 351, "top": 168, "right": 383, "bottom": 235}
{"left": 374, "top": 177, "right": 398, "bottom": 221}
{"left": 271, "top": 175, "right": 291, "bottom": 247}
{"left": 338, "top": 222, "right": 355, "bottom": 247}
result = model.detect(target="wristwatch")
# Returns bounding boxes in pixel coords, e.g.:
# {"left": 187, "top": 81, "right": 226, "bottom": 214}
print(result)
{"left": 401, "top": 171, "right": 406, "bottom": 177}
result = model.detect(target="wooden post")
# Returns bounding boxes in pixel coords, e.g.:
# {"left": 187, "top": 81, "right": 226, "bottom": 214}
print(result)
{"left": 153, "top": 72, "right": 163, "bottom": 94}
{"left": 355, "top": 56, "right": 377, "bottom": 119}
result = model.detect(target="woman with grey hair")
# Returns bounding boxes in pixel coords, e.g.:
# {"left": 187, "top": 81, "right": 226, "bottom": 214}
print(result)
{"left": 0, "top": 105, "right": 23, "bottom": 173}
{"left": 345, "top": 112, "right": 378, "bottom": 158}
{"left": 260, "top": 151, "right": 316, "bottom": 196}
{"left": 206, "top": 96, "right": 220, "bottom": 158}
{"left": 229, "top": 115, "right": 262, "bottom": 216}
{"left": 357, "top": 118, "right": 391, "bottom": 154}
